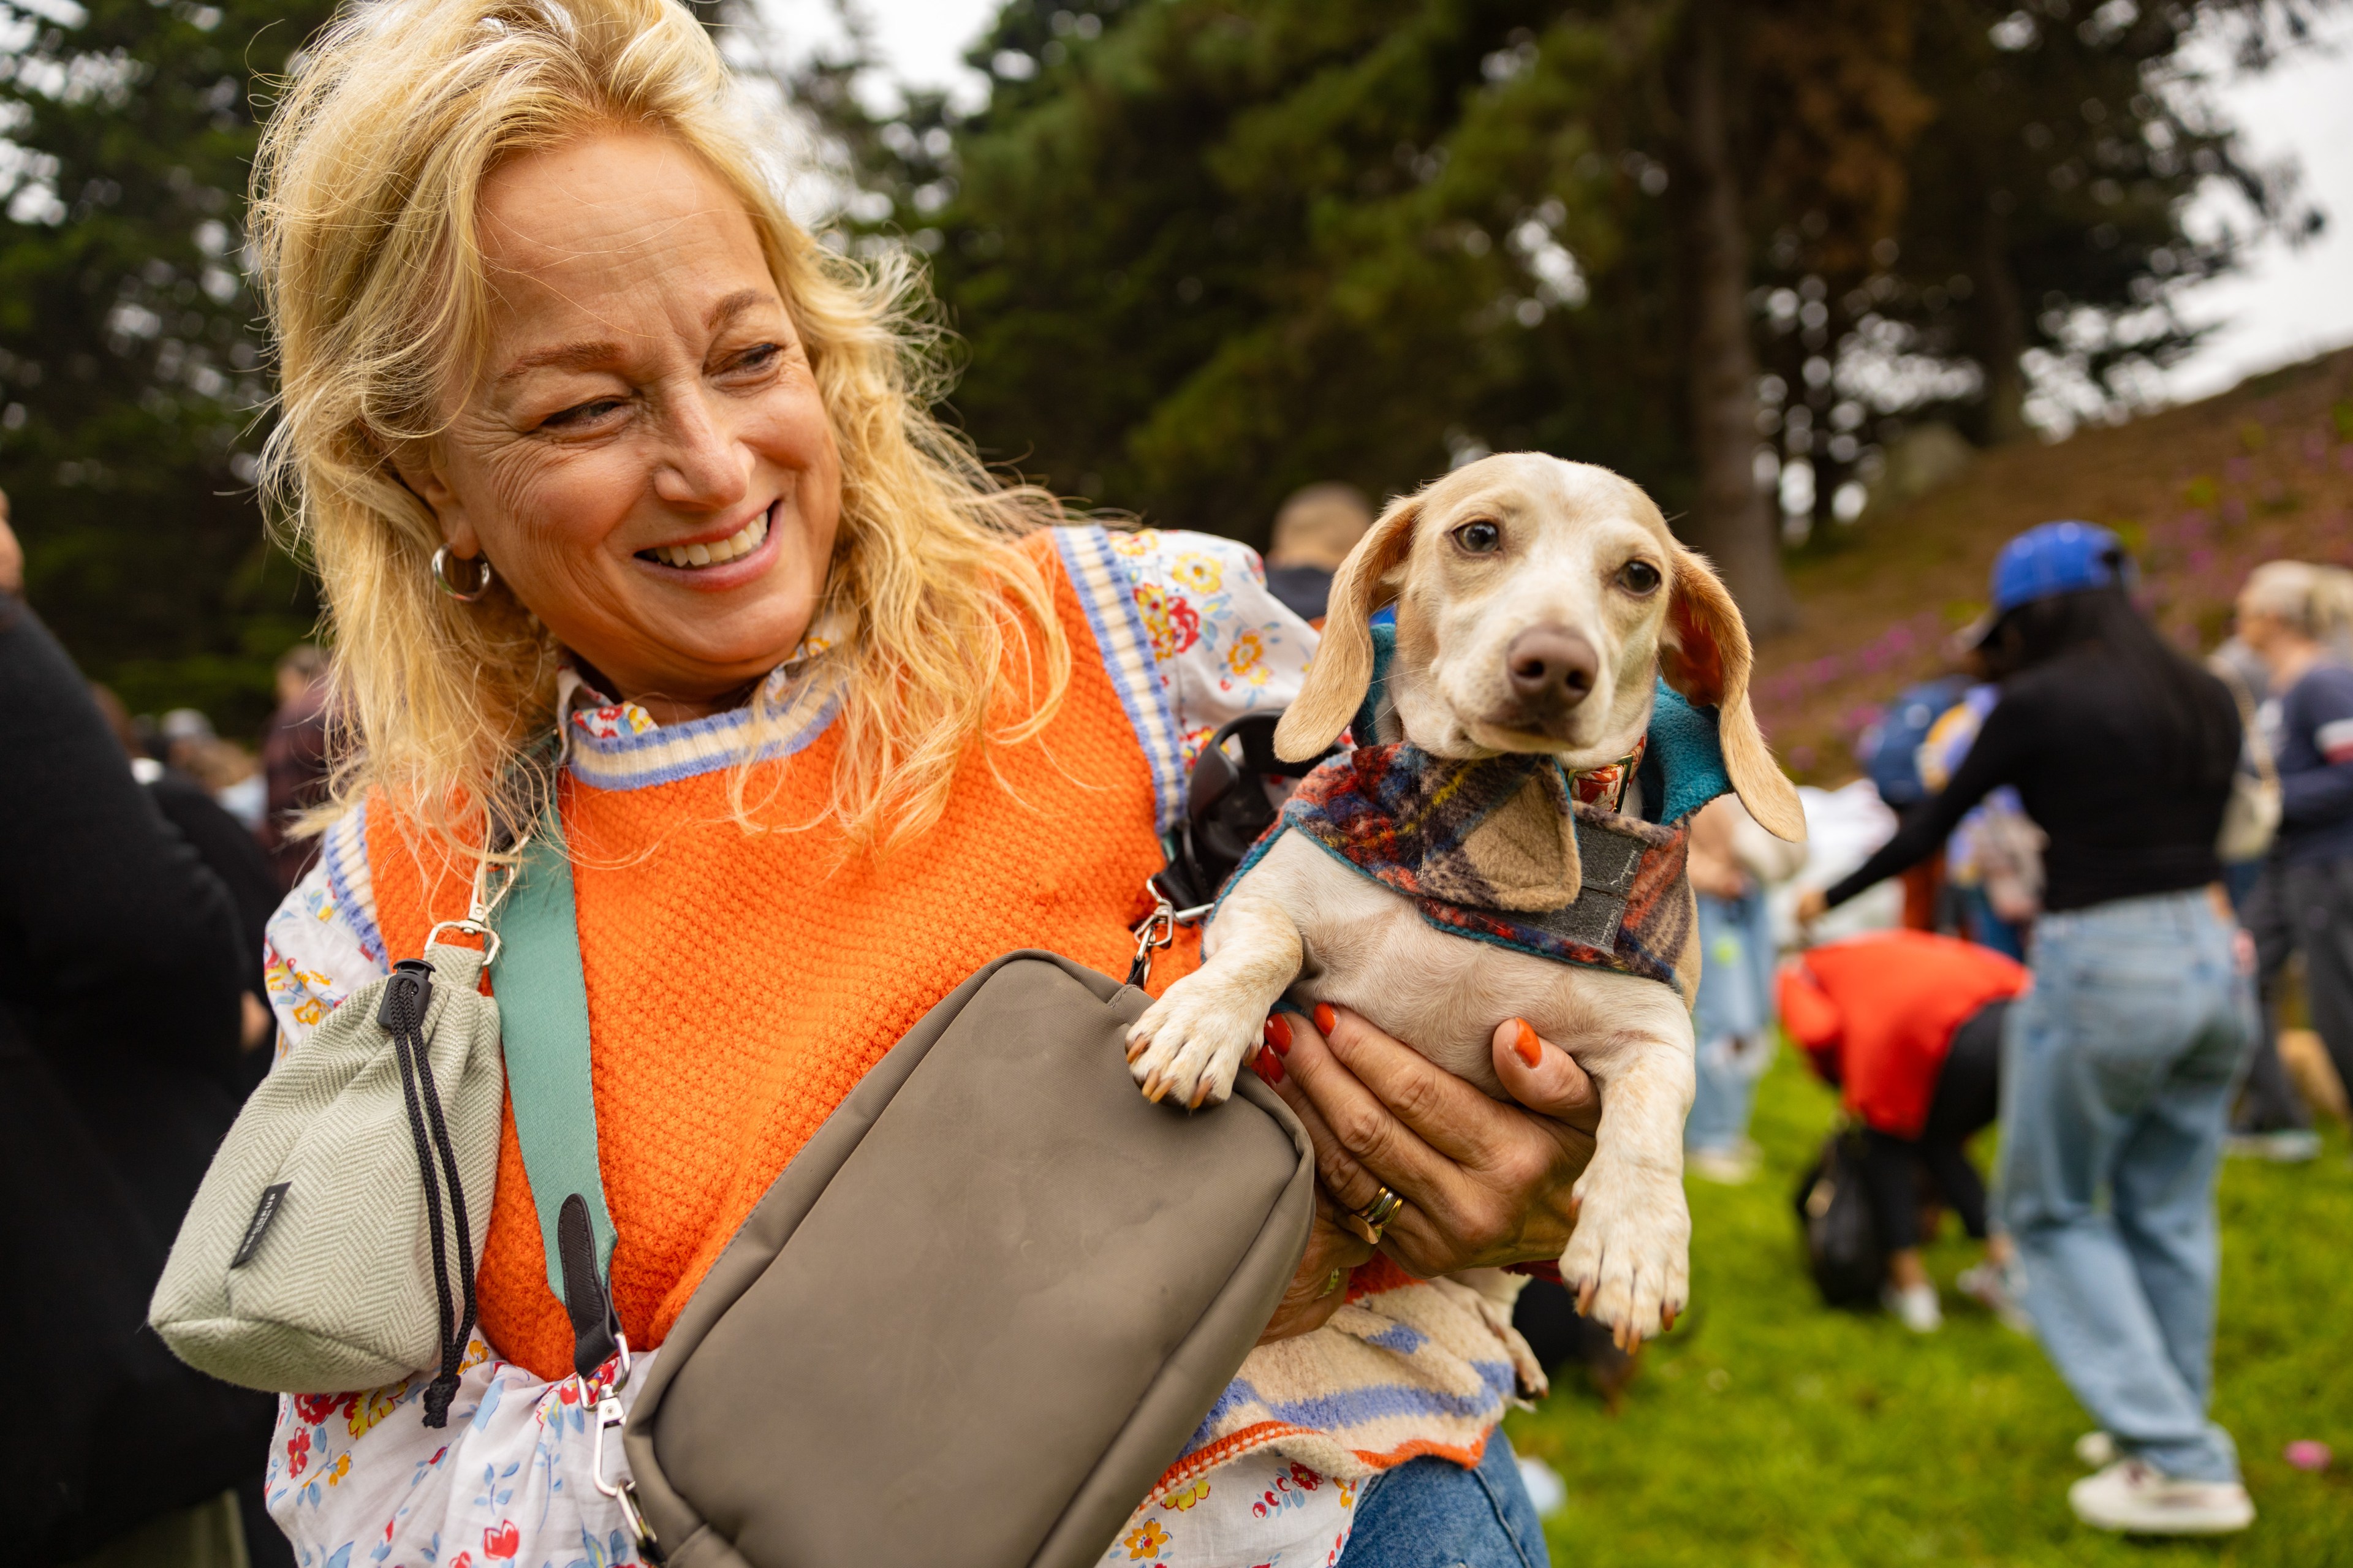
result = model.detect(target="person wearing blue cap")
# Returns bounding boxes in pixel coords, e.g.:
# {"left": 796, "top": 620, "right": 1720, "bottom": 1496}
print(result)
{"left": 1798, "top": 521, "right": 2255, "bottom": 1535}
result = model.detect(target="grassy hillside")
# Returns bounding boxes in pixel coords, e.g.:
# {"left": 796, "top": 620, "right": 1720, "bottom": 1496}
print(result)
{"left": 1511, "top": 1047, "right": 2353, "bottom": 1567}
{"left": 1751, "top": 348, "right": 2353, "bottom": 781}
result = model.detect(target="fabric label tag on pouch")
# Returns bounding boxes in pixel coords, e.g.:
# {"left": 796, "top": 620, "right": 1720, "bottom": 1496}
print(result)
{"left": 230, "top": 1181, "right": 292, "bottom": 1268}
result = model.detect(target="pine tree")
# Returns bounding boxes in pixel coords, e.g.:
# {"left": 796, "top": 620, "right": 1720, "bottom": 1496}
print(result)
{"left": 808, "top": 0, "right": 2333, "bottom": 627}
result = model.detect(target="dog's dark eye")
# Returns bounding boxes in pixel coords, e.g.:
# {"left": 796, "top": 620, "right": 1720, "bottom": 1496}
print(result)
{"left": 1452, "top": 520, "right": 1502, "bottom": 555}
{"left": 1618, "top": 559, "right": 1663, "bottom": 594}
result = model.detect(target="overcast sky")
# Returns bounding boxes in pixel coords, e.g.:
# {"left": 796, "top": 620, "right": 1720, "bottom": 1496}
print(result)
{"left": 760, "top": 0, "right": 2353, "bottom": 410}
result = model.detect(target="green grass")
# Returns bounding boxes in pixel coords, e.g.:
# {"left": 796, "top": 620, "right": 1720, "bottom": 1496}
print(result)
{"left": 1507, "top": 1048, "right": 2353, "bottom": 1567}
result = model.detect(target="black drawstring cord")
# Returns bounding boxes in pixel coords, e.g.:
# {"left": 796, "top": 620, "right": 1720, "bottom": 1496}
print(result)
{"left": 381, "top": 960, "right": 476, "bottom": 1428}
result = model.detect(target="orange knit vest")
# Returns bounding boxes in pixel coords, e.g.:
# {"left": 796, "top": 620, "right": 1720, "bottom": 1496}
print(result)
{"left": 365, "top": 536, "right": 1202, "bottom": 1381}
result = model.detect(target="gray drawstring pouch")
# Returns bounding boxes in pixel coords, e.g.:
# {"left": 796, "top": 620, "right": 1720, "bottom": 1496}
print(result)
{"left": 149, "top": 940, "right": 504, "bottom": 1417}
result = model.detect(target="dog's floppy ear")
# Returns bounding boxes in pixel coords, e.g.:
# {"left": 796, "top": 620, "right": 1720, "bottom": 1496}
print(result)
{"left": 1275, "top": 491, "right": 1420, "bottom": 761}
{"left": 1661, "top": 546, "right": 1806, "bottom": 842}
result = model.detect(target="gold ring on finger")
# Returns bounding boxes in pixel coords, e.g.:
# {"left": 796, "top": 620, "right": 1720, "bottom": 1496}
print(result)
{"left": 1344, "top": 1184, "right": 1404, "bottom": 1245}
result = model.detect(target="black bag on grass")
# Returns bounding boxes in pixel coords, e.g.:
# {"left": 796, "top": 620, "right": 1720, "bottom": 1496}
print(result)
{"left": 1794, "top": 1126, "right": 1883, "bottom": 1308}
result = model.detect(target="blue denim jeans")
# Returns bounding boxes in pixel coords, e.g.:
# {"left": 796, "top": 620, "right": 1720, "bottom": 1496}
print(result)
{"left": 1341, "top": 1434, "right": 1550, "bottom": 1568}
{"left": 1686, "top": 888, "right": 1776, "bottom": 1153}
{"left": 1996, "top": 890, "right": 2253, "bottom": 1483}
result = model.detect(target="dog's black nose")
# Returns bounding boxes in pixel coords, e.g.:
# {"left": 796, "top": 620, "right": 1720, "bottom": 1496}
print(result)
{"left": 1506, "top": 626, "right": 1597, "bottom": 707}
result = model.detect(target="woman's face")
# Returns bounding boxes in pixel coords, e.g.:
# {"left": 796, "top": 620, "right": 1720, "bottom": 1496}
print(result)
{"left": 2234, "top": 589, "right": 2283, "bottom": 654}
{"left": 400, "top": 130, "right": 840, "bottom": 721}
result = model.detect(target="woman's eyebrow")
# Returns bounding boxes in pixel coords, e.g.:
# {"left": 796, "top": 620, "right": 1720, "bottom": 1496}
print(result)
{"left": 494, "top": 292, "right": 777, "bottom": 387}
{"left": 706, "top": 288, "right": 775, "bottom": 331}
{"left": 496, "top": 340, "right": 623, "bottom": 385}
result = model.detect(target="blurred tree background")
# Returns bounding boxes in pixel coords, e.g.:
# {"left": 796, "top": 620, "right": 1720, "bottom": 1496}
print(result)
{"left": 0, "top": 0, "right": 338, "bottom": 732}
{"left": 805, "top": 0, "right": 2330, "bottom": 630}
{"left": 0, "top": 0, "right": 2334, "bottom": 729}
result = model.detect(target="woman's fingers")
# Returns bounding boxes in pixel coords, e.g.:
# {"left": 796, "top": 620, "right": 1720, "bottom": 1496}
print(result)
{"left": 1256, "top": 1195, "right": 1377, "bottom": 1346}
{"left": 1277, "top": 1008, "right": 1463, "bottom": 1209}
{"left": 1312, "top": 1006, "right": 1523, "bottom": 1170}
{"left": 1268, "top": 1053, "right": 1384, "bottom": 1211}
{"left": 1490, "top": 1018, "right": 1601, "bottom": 1135}
{"left": 1279, "top": 1004, "right": 1593, "bottom": 1275}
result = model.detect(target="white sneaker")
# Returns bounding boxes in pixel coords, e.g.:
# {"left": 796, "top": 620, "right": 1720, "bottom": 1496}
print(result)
{"left": 1514, "top": 1452, "right": 1567, "bottom": 1517}
{"left": 1881, "top": 1280, "right": 1942, "bottom": 1333}
{"left": 2068, "top": 1460, "right": 2254, "bottom": 1534}
{"left": 2225, "top": 1128, "right": 2323, "bottom": 1162}
{"left": 2075, "top": 1431, "right": 2116, "bottom": 1468}
{"left": 1687, "top": 1142, "right": 1759, "bottom": 1184}
{"left": 1956, "top": 1262, "right": 2035, "bottom": 1335}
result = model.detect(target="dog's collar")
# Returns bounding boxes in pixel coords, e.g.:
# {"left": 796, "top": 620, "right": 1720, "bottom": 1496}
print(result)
{"left": 1567, "top": 736, "right": 1646, "bottom": 814}
{"left": 1237, "top": 741, "right": 1699, "bottom": 998}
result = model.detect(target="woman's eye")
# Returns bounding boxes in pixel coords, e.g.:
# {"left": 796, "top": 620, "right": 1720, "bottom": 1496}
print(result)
{"left": 1618, "top": 559, "right": 1663, "bottom": 594}
{"left": 542, "top": 397, "right": 625, "bottom": 430}
{"left": 1453, "top": 520, "right": 1502, "bottom": 555}
{"left": 725, "top": 343, "right": 784, "bottom": 376}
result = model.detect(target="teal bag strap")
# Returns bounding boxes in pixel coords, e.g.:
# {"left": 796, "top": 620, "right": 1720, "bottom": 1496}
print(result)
{"left": 488, "top": 813, "right": 625, "bottom": 1381}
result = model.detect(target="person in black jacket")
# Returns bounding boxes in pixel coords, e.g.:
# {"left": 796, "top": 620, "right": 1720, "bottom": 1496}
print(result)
{"left": 1799, "top": 522, "right": 2254, "bottom": 1536}
{"left": 0, "top": 496, "right": 286, "bottom": 1566}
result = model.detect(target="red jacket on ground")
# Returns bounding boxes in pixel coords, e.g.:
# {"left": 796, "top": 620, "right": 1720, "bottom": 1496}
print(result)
{"left": 1778, "top": 931, "right": 2029, "bottom": 1138}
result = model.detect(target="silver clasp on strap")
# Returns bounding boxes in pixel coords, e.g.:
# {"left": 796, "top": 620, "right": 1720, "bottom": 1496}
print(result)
{"left": 1127, "top": 880, "right": 1214, "bottom": 988}
{"left": 424, "top": 917, "right": 502, "bottom": 967}
{"left": 584, "top": 1335, "right": 662, "bottom": 1562}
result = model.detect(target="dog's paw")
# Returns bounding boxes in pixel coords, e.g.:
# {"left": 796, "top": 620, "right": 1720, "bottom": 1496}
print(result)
{"left": 1124, "top": 980, "right": 1264, "bottom": 1110}
{"left": 1558, "top": 1164, "right": 1691, "bottom": 1349}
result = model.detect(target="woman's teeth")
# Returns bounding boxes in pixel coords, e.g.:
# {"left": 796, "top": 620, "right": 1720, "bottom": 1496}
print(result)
{"left": 648, "top": 512, "right": 768, "bottom": 569}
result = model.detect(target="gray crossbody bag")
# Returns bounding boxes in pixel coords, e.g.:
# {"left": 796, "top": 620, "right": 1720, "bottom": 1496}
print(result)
{"left": 488, "top": 819, "right": 1316, "bottom": 1568}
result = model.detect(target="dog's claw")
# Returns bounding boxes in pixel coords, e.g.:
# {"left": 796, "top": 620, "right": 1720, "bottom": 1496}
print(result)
{"left": 1124, "top": 977, "right": 1262, "bottom": 1110}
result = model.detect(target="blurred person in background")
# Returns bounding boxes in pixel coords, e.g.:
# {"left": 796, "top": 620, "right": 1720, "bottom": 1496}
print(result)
{"left": 161, "top": 707, "right": 268, "bottom": 833}
{"left": 1797, "top": 521, "right": 2252, "bottom": 1536}
{"left": 1856, "top": 673, "right": 1969, "bottom": 931}
{"left": 1259, "top": 480, "right": 1371, "bottom": 625}
{"left": 0, "top": 494, "right": 287, "bottom": 1567}
{"left": 2228, "top": 560, "right": 2353, "bottom": 1164}
{"left": 1917, "top": 683, "right": 2044, "bottom": 960}
{"left": 1780, "top": 930, "right": 2031, "bottom": 1333}
{"left": 92, "top": 686, "right": 283, "bottom": 1089}
{"left": 257, "top": 643, "right": 332, "bottom": 890}
{"left": 1684, "top": 795, "right": 1805, "bottom": 1183}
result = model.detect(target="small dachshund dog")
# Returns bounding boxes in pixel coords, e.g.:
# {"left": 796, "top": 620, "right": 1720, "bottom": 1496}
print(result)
{"left": 1126, "top": 453, "right": 1804, "bottom": 1343}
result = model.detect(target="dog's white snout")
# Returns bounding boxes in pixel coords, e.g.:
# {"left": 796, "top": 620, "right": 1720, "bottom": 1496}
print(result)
{"left": 1503, "top": 624, "right": 1597, "bottom": 717}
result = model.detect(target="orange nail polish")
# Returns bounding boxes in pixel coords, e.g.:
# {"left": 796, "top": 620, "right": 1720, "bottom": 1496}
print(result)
{"left": 1313, "top": 1003, "right": 1336, "bottom": 1036}
{"left": 1253, "top": 1047, "right": 1284, "bottom": 1085}
{"left": 1264, "top": 1013, "right": 1292, "bottom": 1055}
{"left": 1510, "top": 1018, "right": 1543, "bottom": 1068}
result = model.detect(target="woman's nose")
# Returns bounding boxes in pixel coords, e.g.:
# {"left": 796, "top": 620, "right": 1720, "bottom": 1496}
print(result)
{"left": 651, "top": 388, "right": 751, "bottom": 512}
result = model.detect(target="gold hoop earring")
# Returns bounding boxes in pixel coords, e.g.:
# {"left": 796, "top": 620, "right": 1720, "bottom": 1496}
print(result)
{"left": 431, "top": 545, "right": 493, "bottom": 602}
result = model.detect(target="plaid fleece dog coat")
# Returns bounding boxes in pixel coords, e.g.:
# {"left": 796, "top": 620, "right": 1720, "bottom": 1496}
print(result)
{"left": 1232, "top": 682, "right": 1736, "bottom": 1007}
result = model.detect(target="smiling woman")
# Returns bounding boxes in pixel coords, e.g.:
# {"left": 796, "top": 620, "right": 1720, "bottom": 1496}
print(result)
{"left": 254, "top": 1, "right": 1061, "bottom": 850}
{"left": 227, "top": 3, "right": 1603, "bottom": 1566}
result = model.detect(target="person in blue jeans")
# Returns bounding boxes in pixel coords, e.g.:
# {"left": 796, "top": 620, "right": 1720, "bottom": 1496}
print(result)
{"left": 1683, "top": 797, "right": 1800, "bottom": 1181}
{"left": 1800, "top": 522, "right": 2253, "bottom": 1536}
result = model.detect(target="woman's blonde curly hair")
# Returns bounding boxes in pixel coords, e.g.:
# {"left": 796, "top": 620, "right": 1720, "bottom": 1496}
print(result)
{"left": 254, "top": 0, "right": 1069, "bottom": 855}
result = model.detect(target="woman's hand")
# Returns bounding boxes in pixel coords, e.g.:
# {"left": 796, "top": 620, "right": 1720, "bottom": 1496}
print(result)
{"left": 1794, "top": 886, "right": 1830, "bottom": 926}
{"left": 1264, "top": 1005, "right": 1601, "bottom": 1278}
{"left": 1256, "top": 1193, "right": 1377, "bottom": 1344}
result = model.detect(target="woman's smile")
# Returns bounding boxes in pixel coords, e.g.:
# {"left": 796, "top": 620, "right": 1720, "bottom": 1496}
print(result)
{"left": 633, "top": 499, "right": 777, "bottom": 581}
